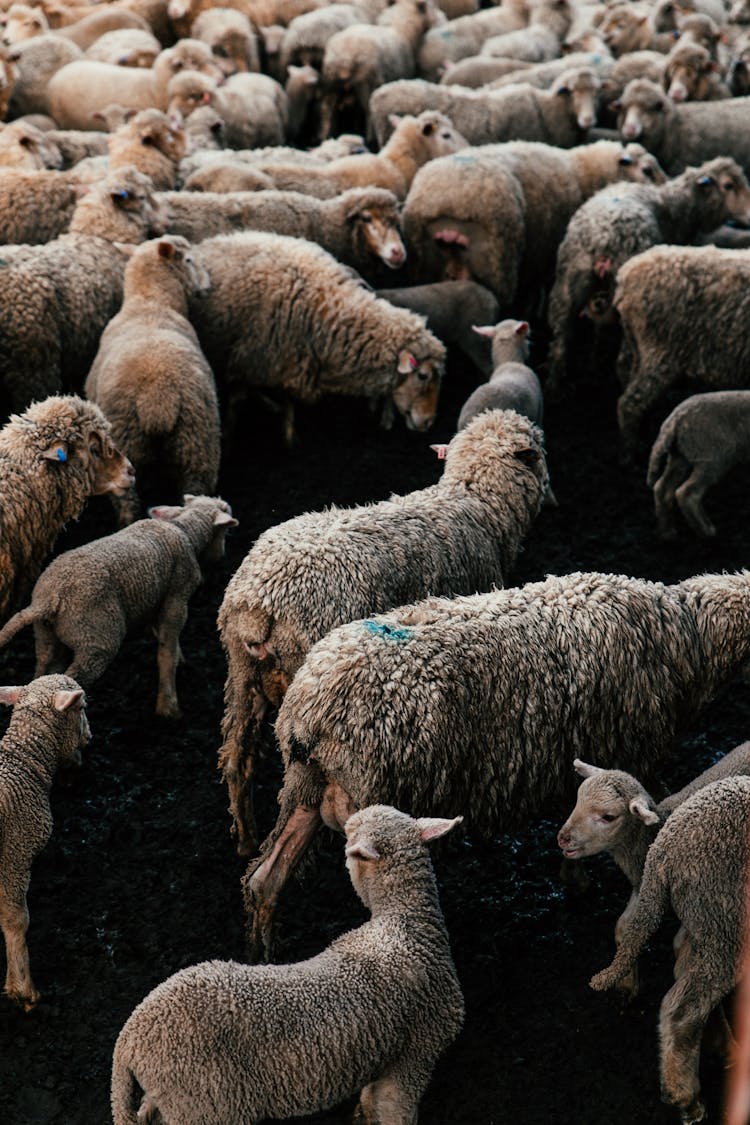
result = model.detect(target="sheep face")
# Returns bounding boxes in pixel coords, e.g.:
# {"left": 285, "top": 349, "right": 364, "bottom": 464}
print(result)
{"left": 0, "top": 121, "right": 61, "bottom": 169}
{"left": 556, "top": 762, "right": 659, "bottom": 859}
{"left": 617, "top": 143, "right": 667, "bottom": 185}
{"left": 166, "top": 72, "right": 215, "bottom": 122}
{"left": 349, "top": 201, "right": 406, "bottom": 270}
{"left": 413, "top": 111, "right": 468, "bottom": 161}
{"left": 617, "top": 81, "right": 668, "bottom": 143}
{"left": 665, "top": 44, "right": 715, "bottom": 102}
{"left": 2, "top": 4, "right": 47, "bottom": 46}
{"left": 693, "top": 158, "right": 750, "bottom": 228}
{"left": 391, "top": 348, "right": 443, "bottom": 432}
{"left": 600, "top": 5, "right": 650, "bottom": 57}
{"left": 81, "top": 429, "right": 135, "bottom": 498}
{"left": 131, "top": 109, "right": 187, "bottom": 165}
{"left": 553, "top": 69, "right": 601, "bottom": 131}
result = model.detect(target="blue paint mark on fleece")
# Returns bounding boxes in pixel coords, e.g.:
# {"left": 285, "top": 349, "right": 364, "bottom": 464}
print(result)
{"left": 363, "top": 620, "right": 412, "bottom": 642}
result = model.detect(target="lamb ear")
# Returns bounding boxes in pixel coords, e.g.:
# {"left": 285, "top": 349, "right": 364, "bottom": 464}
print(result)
{"left": 471, "top": 324, "right": 495, "bottom": 339}
{"left": 345, "top": 840, "right": 380, "bottom": 861}
{"left": 629, "top": 796, "right": 660, "bottom": 825}
{"left": 213, "top": 510, "right": 239, "bottom": 527}
{"left": 54, "top": 688, "right": 84, "bottom": 713}
{"left": 157, "top": 239, "right": 177, "bottom": 260}
{"left": 397, "top": 349, "right": 418, "bottom": 375}
{"left": 430, "top": 443, "right": 448, "bottom": 460}
{"left": 0, "top": 686, "right": 22, "bottom": 706}
{"left": 148, "top": 503, "right": 183, "bottom": 520}
{"left": 515, "top": 321, "right": 529, "bottom": 337}
{"left": 417, "top": 815, "right": 463, "bottom": 842}
{"left": 40, "top": 441, "right": 69, "bottom": 463}
{"left": 574, "top": 759, "right": 601, "bottom": 778}
{"left": 388, "top": 113, "right": 403, "bottom": 128}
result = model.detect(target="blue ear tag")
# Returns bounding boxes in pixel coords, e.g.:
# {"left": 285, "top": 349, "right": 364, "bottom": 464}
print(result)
{"left": 118, "top": 190, "right": 130, "bottom": 199}
{"left": 56, "top": 448, "right": 67, "bottom": 462}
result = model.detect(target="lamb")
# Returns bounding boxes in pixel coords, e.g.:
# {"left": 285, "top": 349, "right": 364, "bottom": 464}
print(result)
{"left": 0, "top": 164, "right": 167, "bottom": 412}
{"left": 646, "top": 391, "right": 750, "bottom": 539}
{"left": 166, "top": 70, "right": 288, "bottom": 148}
{"left": 191, "top": 7, "right": 260, "bottom": 73}
{"left": 6, "top": 33, "right": 81, "bottom": 118}
{"left": 243, "top": 568, "right": 750, "bottom": 954}
{"left": 589, "top": 776, "right": 750, "bottom": 1125}
{"left": 84, "top": 28, "right": 162, "bottom": 68}
{"left": 110, "top": 805, "right": 464, "bottom": 1124}
{"left": 190, "top": 229, "right": 445, "bottom": 445}
{"left": 546, "top": 157, "right": 750, "bottom": 389}
{"left": 0, "top": 396, "right": 134, "bottom": 623}
{"left": 612, "top": 244, "right": 750, "bottom": 456}
{"left": 0, "top": 118, "right": 62, "bottom": 169}
{"left": 457, "top": 320, "right": 544, "bottom": 429}
{"left": 0, "top": 675, "right": 90, "bottom": 1011}
{"left": 401, "top": 139, "right": 665, "bottom": 310}
{"left": 369, "top": 66, "right": 603, "bottom": 149}
{"left": 375, "top": 279, "right": 500, "bottom": 374}
{"left": 0, "top": 496, "right": 237, "bottom": 718}
{"left": 416, "top": 0, "right": 529, "bottom": 82}
{"left": 84, "top": 236, "right": 220, "bottom": 526}
{"left": 617, "top": 78, "right": 750, "bottom": 175}
{"left": 107, "top": 106, "right": 186, "bottom": 188}
{"left": 47, "top": 39, "right": 223, "bottom": 130}
{"left": 161, "top": 186, "right": 407, "bottom": 278}
{"left": 238, "top": 109, "right": 466, "bottom": 199}
{"left": 480, "top": 0, "right": 575, "bottom": 63}
{"left": 218, "top": 408, "right": 549, "bottom": 852}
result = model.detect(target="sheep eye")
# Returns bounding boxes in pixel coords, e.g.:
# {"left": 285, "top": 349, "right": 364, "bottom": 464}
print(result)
{"left": 416, "top": 369, "right": 429, "bottom": 382}
{"left": 650, "top": 102, "right": 664, "bottom": 112}
{"left": 643, "top": 166, "right": 655, "bottom": 180}
{"left": 214, "top": 45, "right": 228, "bottom": 57}
{"left": 360, "top": 212, "right": 372, "bottom": 223}
{"left": 600, "top": 813, "right": 618, "bottom": 823}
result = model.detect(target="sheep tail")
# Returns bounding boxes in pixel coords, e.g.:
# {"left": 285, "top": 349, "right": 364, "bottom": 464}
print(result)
{"left": 109, "top": 1059, "right": 142, "bottom": 1125}
{"left": 0, "top": 604, "right": 43, "bottom": 649}
{"left": 646, "top": 411, "right": 678, "bottom": 488}
{"left": 589, "top": 867, "right": 669, "bottom": 992}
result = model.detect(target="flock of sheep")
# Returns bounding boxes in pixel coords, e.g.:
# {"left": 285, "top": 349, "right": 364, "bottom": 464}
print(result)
{"left": 0, "top": 0, "right": 750, "bottom": 1119}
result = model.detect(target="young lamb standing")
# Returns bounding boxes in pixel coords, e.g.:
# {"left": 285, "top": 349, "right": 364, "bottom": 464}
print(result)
{"left": 590, "top": 776, "right": 750, "bottom": 1125}
{"left": 218, "top": 408, "right": 549, "bottom": 853}
{"left": 111, "top": 805, "right": 464, "bottom": 1125}
{"left": 0, "top": 675, "right": 90, "bottom": 1010}
{"left": 647, "top": 390, "right": 750, "bottom": 539}
{"left": 85, "top": 235, "right": 220, "bottom": 526}
{"left": 0, "top": 496, "right": 237, "bottom": 719}
{"left": 457, "top": 319, "right": 543, "bottom": 430}
{"left": 0, "top": 395, "right": 134, "bottom": 624}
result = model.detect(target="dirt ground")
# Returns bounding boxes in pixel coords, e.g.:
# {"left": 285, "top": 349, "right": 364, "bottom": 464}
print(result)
{"left": 0, "top": 338, "right": 748, "bottom": 1125}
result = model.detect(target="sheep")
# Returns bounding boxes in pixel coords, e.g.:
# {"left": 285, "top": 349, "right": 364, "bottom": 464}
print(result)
{"left": 546, "top": 157, "right": 750, "bottom": 390}
{"left": 729, "top": 28, "right": 750, "bottom": 93}
{"left": 0, "top": 165, "right": 168, "bottom": 413}
{"left": 107, "top": 106, "right": 186, "bottom": 188}
{"left": 457, "top": 320, "right": 544, "bottom": 429}
{"left": 0, "top": 118, "right": 62, "bottom": 169}
{"left": 111, "top": 805, "right": 464, "bottom": 1124}
{"left": 6, "top": 33, "right": 81, "bottom": 118}
{"left": 646, "top": 391, "right": 750, "bottom": 539}
{"left": 278, "top": 3, "right": 367, "bottom": 74}
{"left": 369, "top": 66, "right": 603, "bottom": 149}
{"left": 161, "top": 185, "right": 407, "bottom": 278}
{"left": 38, "top": 125, "right": 109, "bottom": 167}
{"left": 243, "top": 568, "right": 750, "bottom": 955}
{"left": 589, "top": 776, "right": 750, "bottom": 1125}
{"left": 1, "top": 3, "right": 48, "bottom": 44}
{"left": 401, "top": 139, "right": 666, "bottom": 310}
{"left": 181, "top": 101, "right": 225, "bottom": 153}
{"left": 617, "top": 78, "right": 750, "bottom": 175}
{"left": 486, "top": 50, "right": 613, "bottom": 91}
{"left": 47, "top": 39, "right": 223, "bottom": 131}
{"left": 439, "top": 54, "right": 535, "bottom": 87}
{"left": 182, "top": 159, "right": 274, "bottom": 191}
{"left": 663, "top": 41, "right": 730, "bottom": 102}
{"left": 612, "top": 244, "right": 750, "bottom": 456}
{"left": 179, "top": 130, "right": 367, "bottom": 182}
{"left": 242, "top": 109, "right": 464, "bottom": 199}
{"left": 84, "top": 236, "right": 220, "bottom": 526}
{"left": 218, "top": 408, "right": 549, "bottom": 852}
{"left": 599, "top": 2, "right": 678, "bottom": 57}
{"left": 318, "top": 0, "right": 442, "bottom": 139}
{"left": 0, "top": 167, "right": 84, "bottom": 243}
{"left": 0, "top": 44, "right": 14, "bottom": 119}
{"left": 191, "top": 7, "right": 260, "bottom": 73}
{"left": 166, "top": 70, "right": 288, "bottom": 148}
{"left": 84, "top": 28, "right": 162, "bottom": 68}
{"left": 0, "top": 496, "right": 236, "bottom": 717}
{"left": 416, "top": 0, "right": 529, "bottom": 82}
{"left": 0, "top": 675, "right": 90, "bottom": 1011}
{"left": 480, "top": 0, "right": 575, "bottom": 64}
{"left": 375, "top": 279, "right": 500, "bottom": 374}
{"left": 0, "top": 396, "right": 134, "bottom": 623}
{"left": 190, "top": 228, "right": 445, "bottom": 445}
{"left": 55, "top": 6, "right": 153, "bottom": 51}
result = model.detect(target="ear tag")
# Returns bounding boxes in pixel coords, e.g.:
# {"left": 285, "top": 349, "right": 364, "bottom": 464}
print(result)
{"left": 56, "top": 448, "right": 67, "bottom": 462}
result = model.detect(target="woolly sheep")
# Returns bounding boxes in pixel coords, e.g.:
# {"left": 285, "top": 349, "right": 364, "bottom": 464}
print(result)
{"left": 55, "top": 6, "right": 153, "bottom": 50}
{"left": 401, "top": 139, "right": 665, "bottom": 308}
{"left": 244, "top": 569, "right": 750, "bottom": 953}
{"left": 369, "top": 66, "right": 603, "bottom": 148}
{"left": 278, "top": 3, "right": 367, "bottom": 74}
{"left": 0, "top": 118, "right": 61, "bottom": 169}
{"left": 190, "top": 229, "right": 445, "bottom": 445}
{"left": 0, "top": 166, "right": 84, "bottom": 243}
{"left": 0, "top": 396, "right": 134, "bottom": 623}
{"left": 111, "top": 805, "right": 464, "bottom": 1122}
{"left": 480, "top": 0, "right": 575, "bottom": 63}
{"left": 1, "top": 3, "right": 48, "bottom": 44}
{"left": 647, "top": 391, "right": 750, "bottom": 539}
{"left": 178, "top": 130, "right": 367, "bottom": 182}
{"left": 191, "top": 6, "right": 260, "bottom": 73}
{"left": 457, "top": 320, "right": 544, "bottom": 429}
{"left": 39, "top": 125, "right": 109, "bottom": 167}
{"left": 0, "top": 496, "right": 237, "bottom": 718}
{"left": 486, "top": 50, "right": 613, "bottom": 91}
{"left": 166, "top": 69, "right": 287, "bottom": 148}
{"left": 546, "top": 157, "right": 750, "bottom": 388}
{"left": 589, "top": 776, "right": 750, "bottom": 1125}
{"left": 375, "top": 279, "right": 500, "bottom": 373}
{"left": 617, "top": 78, "right": 750, "bottom": 175}
{"left": 613, "top": 245, "right": 750, "bottom": 456}
{"left": 84, "top": 236, "right": 220, "bottom": 526}
{"left": 599, "top": 2, "right": 677, "bottom": 57}
{"left": 6, "top": 33, "right": 81, "bottom": 118}
{"left": 663, "top": 41, "right": 730, "bottom": 102}
{"left": 161, "top": 185, "right": 407, "bottom": 278}
{"left": 0, "top": 675, "right": 90, "bottom": 1010}
{"left": 84, "top": 28, "right": 161, "bottom": 68}
{"left": 0, "top": 165, "right": 167, "bottom": 412}
{"left": 439, "top": 54, "right": 535, "bottom": 87}
{"left": 182, "top": 160, "right": 273, "bottom": 191}
{"left": 107, "top": 106, "right": 186, "bottom": 188}
{"left": 416, "top": 0, "right": 529, "bottom": 82}
{"left": 218, "top": 408, "right": 549, "bottom": 852}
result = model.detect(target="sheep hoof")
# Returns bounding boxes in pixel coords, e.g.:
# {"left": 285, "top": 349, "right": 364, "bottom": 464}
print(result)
{"left": 677, "top": 1099, "right": 706, "bottom": 1124}
{"left": 5, "top": 987, "right": 39, "bottom": 1012}
{"left": 156, "top": 700, "right": 182, "bottom": 720}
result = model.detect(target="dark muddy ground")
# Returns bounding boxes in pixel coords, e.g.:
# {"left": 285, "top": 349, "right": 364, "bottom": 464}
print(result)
{"left": 0, "top": 338, "right": 748, "bottom": 1125}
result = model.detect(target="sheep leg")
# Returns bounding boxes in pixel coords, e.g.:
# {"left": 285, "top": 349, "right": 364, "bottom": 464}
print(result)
{"left": 282, "top": 397, "right": 297, "bottom": 448}
{"left": 617, "top": 376, "right": 665, "bottom": 463}
{"left": 32, "top": 621, "right": 68, "bottom": 676}
{"left": 65, "top": 645, "right": 119, "bottom": 690}
{"left": 154, "top": 597, "right": 189, "bottom": 719}
{"left": 674, "top": 461, "right": 723, "bottom": 539}
{"left": 659, "top": 963, "right": 731, "bottom": 1124}
{"left": 355, "top": 1075, "right": 418, "bottom": 1125}
{"left": 652, "top": 454, "right": 690, "bottom": 541}
{"left": 613, "top": 890, "right": 640, "bottom": 1001}
{"left": 0, "top": 885, "right": 38, "bottom": 1010}
{"left": 243, "top": 804, "right": 322, "bottom": 962}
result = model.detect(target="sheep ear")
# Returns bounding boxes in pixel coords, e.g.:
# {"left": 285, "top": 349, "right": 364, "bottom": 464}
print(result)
{"left": 40, "top": 441, "right": 69, "bottom": 463}
{"left": 515, "top": 321, "right": 529, "bottom": 337}
{"left": 213, "top": 510, "right": 239, "bottom": 527}
{"left": 148, "top": 504, "right": 183, "bottom": 520}
{"left": 346, "top": 840, "right": 380, "bottom": 861}
{"left": 54, "top": 688, "right": 84, "bottom": 713}
{"left": 471, "top": 324, "right": 495, "bottom": 339}
{"left": 397, "top": 349, "right": 418, "bottom": 375}
{"left": 0, "top": 686, "right": 22, "bottom": 706}
{"left": 140, "top": 130, "right": 155, "bottom": 146}
{"left": 421, "top": 119, "right": 436, "bottom": 135}
{"left": 388, "top": 113, "right": 402, "bottom": 128}
{"left": 157, "top": 239, "right": 177, "bottom": 260}
{"left": 574, "top": 759, "right": 601, "bottom": 778}
{"left": 555, "top": 82, "right": 571, "bottom": 96}
{"left": 113, "top": 241, "right": 136, "bottom": 257}
{"left": 417, "top": 815, "right": 463, "bottom": 842}
{"left": 430, "top": 443, "right": 448, "bottom": 460}
{"left": 628, "top": 797, "right": 660, "bottom": 826}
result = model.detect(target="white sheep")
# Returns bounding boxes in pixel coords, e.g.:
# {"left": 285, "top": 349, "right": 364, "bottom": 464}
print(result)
{"left": 457, "top": 319, "right": 544, "bottom": 430}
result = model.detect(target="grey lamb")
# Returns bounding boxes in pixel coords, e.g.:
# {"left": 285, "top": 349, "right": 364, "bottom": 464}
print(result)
{"left": 590, "top": 776, "right": 750, "bottom": 1125}
{"left": 0, "top": 496, "right": 237, "bottom": 719}
{"left": 457, "top": 319, "right": 544, "bottom": 430}
{"left": 218, "top": 407, "right": 549, "bottom": 853}
{"left": 111, "top": 805, "right": 464, "bottom": 1125}
{"left": 0, "top": 675, "right": 90, "bottom": 1010}
{"left": 244, "top": 568, "right": 750, "bottom": 955}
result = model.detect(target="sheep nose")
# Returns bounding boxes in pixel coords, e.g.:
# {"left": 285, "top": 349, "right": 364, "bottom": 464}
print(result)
{"left": 124, "top": 459, "right": 136, "bottom": 484}
{"left": 578, "top": 113, "right": 594, "bottom": 129}
{"left": 622, "top": 122, "right": 639, "bottom": 139}
{"left": 557, "top": 827, "right": 571, "bottom": 847}
{"left": 669, "top": 84, "right": 686, "bottom": 101}
{"left": 388, "top": 246, "right": 405, "bottom": 266}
